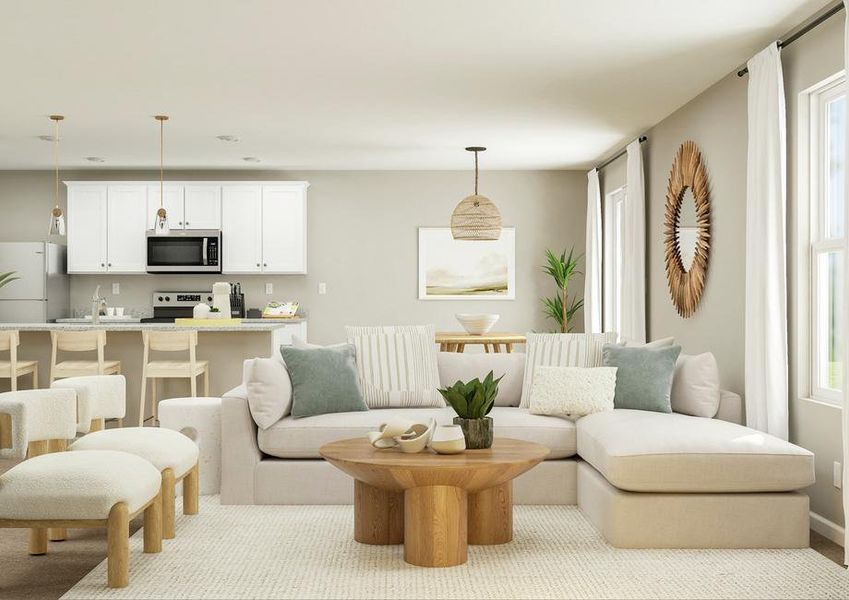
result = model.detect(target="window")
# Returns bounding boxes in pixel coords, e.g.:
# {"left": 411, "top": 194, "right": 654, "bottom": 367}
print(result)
{"left": 603, "top": 186, "right": 626, "bottom": 335}
{"left": 803, "top": 74, "right": 845, "bottom": 404}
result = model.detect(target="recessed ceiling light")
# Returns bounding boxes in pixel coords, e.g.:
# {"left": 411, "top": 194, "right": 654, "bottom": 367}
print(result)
{"left": 85, "top": 156, "right": 105, "bottom": 163}
{"left": 216, "top": 135, "right": 240, "bottom": 143}
{"left": 242, "top": 156, "right": 261, "bottom": 163}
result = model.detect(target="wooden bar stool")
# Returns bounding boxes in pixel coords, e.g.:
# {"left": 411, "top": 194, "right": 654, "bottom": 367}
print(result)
{"left": 0, "top": 330, "right": 38, "bottom": 391}
{"left": 139, "top": 331, "right": 209, "bottom": 426}
{"left": 49, "top": 330, "right": 121, "bottom": 384}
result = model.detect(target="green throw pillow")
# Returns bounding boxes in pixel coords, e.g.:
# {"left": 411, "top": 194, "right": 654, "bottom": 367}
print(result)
{"left": 280, "top": 344, "right": 368, "bottom": 418}
{"left": 602, "top": 343, "right": 682, "bottom": 413}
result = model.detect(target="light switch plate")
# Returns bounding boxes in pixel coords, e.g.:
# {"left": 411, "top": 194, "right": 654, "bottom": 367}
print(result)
{"left": 112, "top": 283, "right": 120, "bottom": 295}
{"left": 834, "top": 462, "right": 842, "bottom": 489}
{"left": 265, "top": 283, "right": 273, "bottom": 295}
{"left": 318, "top": 282, "right": 327, "bottom": 295}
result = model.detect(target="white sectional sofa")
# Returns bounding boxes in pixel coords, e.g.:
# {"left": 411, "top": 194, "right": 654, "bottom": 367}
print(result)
{"left": 221, "top": 351, "right": 815, "bottom": 548}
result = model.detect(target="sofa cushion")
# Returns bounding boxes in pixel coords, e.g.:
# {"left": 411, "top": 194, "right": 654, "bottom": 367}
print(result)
{"left": 576, "top": 409, "right": 815, "bottom": 493}
{"left": 247, "top": 356, "right": 292, "bottom": 429}
{"left": 437, "top": 351, "right": 524, "bottom": 407}
{"left": 671, "top": 352, "right": 720, "bottom": 418}
{"left": 258, "top": 406, "right": 576, "bottom": 459}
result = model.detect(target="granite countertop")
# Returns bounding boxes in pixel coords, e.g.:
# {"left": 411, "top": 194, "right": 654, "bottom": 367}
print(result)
{"left": 0, "top": 318, "right": 306, "bottom": 332}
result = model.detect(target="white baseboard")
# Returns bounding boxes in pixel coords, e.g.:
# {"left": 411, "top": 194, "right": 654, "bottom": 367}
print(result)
{"left": 810, "top": 511, "right": 845, "bottom": 547}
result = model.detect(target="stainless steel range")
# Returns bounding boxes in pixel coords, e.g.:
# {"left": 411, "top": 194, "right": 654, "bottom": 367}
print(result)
{"left": 140, "top": 291, "right": 214, "bottom": 323}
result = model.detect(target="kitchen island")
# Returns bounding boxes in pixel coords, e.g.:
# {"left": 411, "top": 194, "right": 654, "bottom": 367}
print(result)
{"left": 0, "top": 319, "right": 306, "bottom": 425}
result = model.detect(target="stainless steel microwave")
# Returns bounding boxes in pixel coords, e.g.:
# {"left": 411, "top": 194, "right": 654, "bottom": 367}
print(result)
{"left": 146, "top": 230, "right": 221, "bottom": 273}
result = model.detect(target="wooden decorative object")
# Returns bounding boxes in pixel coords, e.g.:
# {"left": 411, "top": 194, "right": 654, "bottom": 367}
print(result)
{"left": 663, "top": 141, "right": 711, "bottom": 318}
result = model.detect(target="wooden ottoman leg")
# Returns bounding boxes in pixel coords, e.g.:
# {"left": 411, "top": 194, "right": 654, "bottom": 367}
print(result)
{"left": 144, "top": 491, "right": 163, "bottom": 554}
{"left": 0, "top": 413, "right": 11, "bottom": 449}
{"left": 404, "top": 485, "right": 468, "bottom": 567}
{"left": 468, "top": 481, "right": 513, "bottom": 545}
{"left": 48, "top": 439, "right": 70, "bottom": 541}
{"left": 162, "top": 468, "right": 176, "bottom": 539}
{"left": 183, "top": 463, "right": 199, "bottom": 515}
{"left": 354, "top": 480, "right": 404, "bottom": 545}
{"left": 28, "top": 528, "right": 48, "bottom": 555}
{"left": 107, "top": 503, "right": 129, "bottom": 588}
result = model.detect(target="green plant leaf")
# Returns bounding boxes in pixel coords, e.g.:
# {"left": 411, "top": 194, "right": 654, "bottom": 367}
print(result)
{"left": 0, "top": 271, "right": 19, "bottom": 290}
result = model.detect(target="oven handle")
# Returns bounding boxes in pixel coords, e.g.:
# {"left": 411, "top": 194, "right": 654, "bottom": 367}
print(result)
{"left": 202, "top": 237, "right": 208, "bottom": 266}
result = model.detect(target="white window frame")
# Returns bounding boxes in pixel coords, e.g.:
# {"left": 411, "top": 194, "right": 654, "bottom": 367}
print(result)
{"left": 603, "top": 186, "right": 626, "bottom": 335}
{"left": 797, "top": 71, "right": 845, "bottom": 407}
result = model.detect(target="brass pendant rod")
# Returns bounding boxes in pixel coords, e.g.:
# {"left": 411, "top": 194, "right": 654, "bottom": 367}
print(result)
{"left": 155, "top": 115, "right": 169, "bottom": 209}
{"left": 474, "top": 151, "right": 478, "bottom": 195}
{"left": 54, "top": 118, "right": 59, "bottom": 209}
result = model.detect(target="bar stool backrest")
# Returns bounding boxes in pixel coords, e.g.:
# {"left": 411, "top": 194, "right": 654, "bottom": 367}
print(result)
{"left": 144, "top": 330, "right": 198, "bottom": 352}
{"left": 53, "top": 330, "right": 107, "bottom": 352}
{"left": 0, "top": 330, "right": 19, "bottom": 367}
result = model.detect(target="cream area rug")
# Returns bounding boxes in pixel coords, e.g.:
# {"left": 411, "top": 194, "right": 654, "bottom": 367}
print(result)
{"left": 64, "top": 497, "right": 849, "bottom": 599}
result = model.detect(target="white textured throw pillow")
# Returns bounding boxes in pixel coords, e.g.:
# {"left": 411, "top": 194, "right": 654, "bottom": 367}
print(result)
{"left": 520, "top": 332, "right": 618, "bottom": 408}
{"left": 345, "top": 325, "right": 444, "bottom": 408}
{"left": 246, "top": 356, "right": 293, "bottom": 429}
{"left": 529, "top": 366, "right": 617, "bottom": 418}
{"left": 670, "top": 352, "right": 721, "bottom": 418}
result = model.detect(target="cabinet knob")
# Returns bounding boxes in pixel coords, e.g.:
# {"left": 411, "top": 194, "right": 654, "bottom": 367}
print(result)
{"left": 101, "top": 263, "right": 105, "bottom": 267}
{"left": 185, "top": 221, "right": 190, "bottom": 226}
{"left": 178, "top": 221, "right": 183, "bottom": 226}
{"left": 108, "top": 263, "right": 112, "bottom": 267}
{"left": 263, "top": 263, "right": 267, "bottom": 267}
{"left": 256, "top": 263, "right": 260, "bottom": 267}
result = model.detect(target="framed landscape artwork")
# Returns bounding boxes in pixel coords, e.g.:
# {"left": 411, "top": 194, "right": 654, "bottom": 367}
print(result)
{"left": 418, "top": 227, "right": 516, "bottom": 300}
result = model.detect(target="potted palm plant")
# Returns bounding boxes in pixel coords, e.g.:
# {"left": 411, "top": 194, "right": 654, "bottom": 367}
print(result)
{"left": 437, "top": 371, "right": 503, "bottom": 449}
{"left": 542, "top": 247, "right": 583, "bottom": 333}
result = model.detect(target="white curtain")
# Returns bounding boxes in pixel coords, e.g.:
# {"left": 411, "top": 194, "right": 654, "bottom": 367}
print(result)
{"left": 620, "top": 140, "right": 646, "bottom": 343}
{"left": 744, "top": 43, "right": 788, "bottom": 441}
{"left": 584, "top": 168, "right": 602, "bottom": 333}
{"left": 841, "top": 0, "right": 849, "bottom": 564}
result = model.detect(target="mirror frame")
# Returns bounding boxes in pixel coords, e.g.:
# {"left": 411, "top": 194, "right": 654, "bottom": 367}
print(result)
{"left": 663, "top": 140, "right": 711, "bottom": 318}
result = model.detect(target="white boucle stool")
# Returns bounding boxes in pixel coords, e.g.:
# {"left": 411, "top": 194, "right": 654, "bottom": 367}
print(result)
{"left": 70, "top": 427, "right": 200, "bottom": 540}
{"left": 158, "top": 397, "right": 221, "bottom": 495}
{"left": 0, "top": 450, "right": 163, "bottom": 588}
{"left": 52, "top": 374, "right": 127, "bottom": 434}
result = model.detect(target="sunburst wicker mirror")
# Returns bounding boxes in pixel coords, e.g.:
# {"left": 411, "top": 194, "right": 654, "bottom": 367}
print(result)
{"left": 663, "top": 141, "right": 711, "bottom": 318}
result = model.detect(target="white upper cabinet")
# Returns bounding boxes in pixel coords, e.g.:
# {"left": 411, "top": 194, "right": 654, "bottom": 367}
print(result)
{"left": 183, "top": 185, "right": 222, "bottom": 229}
{"left": 67, "top": 185, "right": 108, "bottom": 273}
{"left": 262, "top": 184, "right": 307, "bottom": 273}
{"left": 146, "top": 185, "right": 184, "bottom": 229}
{"left": 107, "top": 185, "right": 147, "bottom": 273}
{"left": 221, "top": 185, "right": 263, "bottom": 273}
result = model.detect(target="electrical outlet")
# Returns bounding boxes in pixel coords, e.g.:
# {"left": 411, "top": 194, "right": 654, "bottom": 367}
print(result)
{"left": 318, "top": 282, "right": 327, "bottom": 295}
{"left": 834, "top": 462, "right": 843, "bottom": 489}
{"left": 265, "top": 283, "right": 273, "bottom": 295}
{"left": 112, "top": 283, "right": 120, "bottom": 295}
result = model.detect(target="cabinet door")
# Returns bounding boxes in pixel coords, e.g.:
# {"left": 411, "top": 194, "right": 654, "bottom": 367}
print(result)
{"left": 146, "top": 185, "right": 184, "bottom": 229}
{"left": 67, "top": 185, "right": 108, "bottom": 273}
{"left": 184, "top": 185, "right": 222, "bottom": 229}
{"left": 221, "top": 185, "right": 262, "bottom": 273}
{"left": 261, "top": 185, "right": 307, "bottom": 273}
{"left": 107, "top": 185, "right": 148, "bottom": 273}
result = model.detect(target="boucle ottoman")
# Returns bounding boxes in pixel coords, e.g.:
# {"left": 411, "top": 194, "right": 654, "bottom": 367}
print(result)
{"left": 70, "top": 427, "right": 200, "bottom": 539}
{"left": 52, "top": 374, "right": 127, "bottom": 433}
{"left": 159, "top": 396, "right": 222, "bottom": 494}
{"left": 0, "top": 450, "right": 162, "bottom": 588}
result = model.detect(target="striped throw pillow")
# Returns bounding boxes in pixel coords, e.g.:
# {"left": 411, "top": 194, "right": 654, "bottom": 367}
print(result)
{"left": 345, "top": 325, "right": 444, "bottom": 408}
{"left": 519, "top": 332, "right": 618, "bottom": 408}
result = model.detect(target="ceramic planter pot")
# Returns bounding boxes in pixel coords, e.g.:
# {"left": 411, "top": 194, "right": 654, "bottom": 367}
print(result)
{"left": 453, "top": 416, "right": 493, "bottom": 449}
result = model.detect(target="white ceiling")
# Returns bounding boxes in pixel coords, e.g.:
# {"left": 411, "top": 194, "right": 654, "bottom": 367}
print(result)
{"left": 0, "top": 0, "right": 832, "bottom": 170}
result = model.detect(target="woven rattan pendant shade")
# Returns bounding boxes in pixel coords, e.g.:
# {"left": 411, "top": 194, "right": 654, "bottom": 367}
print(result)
{"left": 451, "top": 147, "right": 502, "bottom": 240}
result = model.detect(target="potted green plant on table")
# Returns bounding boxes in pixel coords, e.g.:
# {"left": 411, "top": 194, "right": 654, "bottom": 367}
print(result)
{"left": 438, "top": 370, "right": 503, "bottom": 449}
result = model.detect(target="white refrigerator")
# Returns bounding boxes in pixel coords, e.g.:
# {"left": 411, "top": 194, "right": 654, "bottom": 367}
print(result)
{"left": 0, "top": 242, "right": 69, "bottom": 322}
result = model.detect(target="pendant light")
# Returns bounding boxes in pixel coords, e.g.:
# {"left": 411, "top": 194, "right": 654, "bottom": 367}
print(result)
{"left": 451, "top": 146, "right": 502, "bottom": 240}
{"left": 47, "top": 115, "right": 66, "bottom": 236}
{"left": 153, "top": 115, "right": 170, "bottom": 235}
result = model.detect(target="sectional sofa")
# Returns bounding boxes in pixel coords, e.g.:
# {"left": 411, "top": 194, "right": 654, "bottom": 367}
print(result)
{"left": 221, "top": 351, "right": 815, "bottom": 548}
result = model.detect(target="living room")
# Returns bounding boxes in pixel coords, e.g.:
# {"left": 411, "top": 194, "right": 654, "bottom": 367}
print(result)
{"left": 0, "top": 0, "right": 848, "bottom": 598}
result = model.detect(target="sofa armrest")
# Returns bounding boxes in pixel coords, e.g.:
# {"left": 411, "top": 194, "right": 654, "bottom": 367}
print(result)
{"left": 715, "top": 390, "right": 744, "bottom": 425}
{"left": 221, "top": 384, "right": 261, "bottom": 505}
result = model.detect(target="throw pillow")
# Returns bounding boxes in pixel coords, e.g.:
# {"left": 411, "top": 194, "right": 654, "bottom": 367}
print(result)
{"left": 602, "top": 344, "right": 682, "bottom": 413}
{"left": 528, "top": 366, "right": 617, "bottom": 418}
{"left": 519, "top": 332, "right": 618, "bottom": 408}
{"left": 246, "top": 356, "right": 292, "bottom": 429}
{"left": 671, "top": 352, "right": 721, "bottom": 418}
{"left": 280, "top": 344, "right": 368, "bottom": 418}
{"left": 345, "top": 325, "right": 443, "bottom": 408}
{"left": 622, "top": 336, "right": 675, "bottom": 348}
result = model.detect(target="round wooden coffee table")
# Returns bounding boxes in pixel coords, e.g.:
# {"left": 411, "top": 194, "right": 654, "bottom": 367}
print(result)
{"left": 320, "top": 437, "right": 549, "bottom": 567}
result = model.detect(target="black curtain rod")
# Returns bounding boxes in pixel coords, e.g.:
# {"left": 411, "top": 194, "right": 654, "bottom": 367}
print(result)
{"left": 737, "top": 3, "right": 844, "bottom": 77}
{"left": 596, "top": 136, "right": 647, "bottom": 171}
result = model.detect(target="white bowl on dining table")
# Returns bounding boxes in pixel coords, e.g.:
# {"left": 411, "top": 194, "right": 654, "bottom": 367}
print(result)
{"left": 455, "top": 313, "right": 499, "bottom": 336}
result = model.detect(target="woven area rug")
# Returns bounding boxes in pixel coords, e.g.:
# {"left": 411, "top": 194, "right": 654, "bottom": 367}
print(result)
{"left": 63, "top": 496, "right": 849, "bottom": 599}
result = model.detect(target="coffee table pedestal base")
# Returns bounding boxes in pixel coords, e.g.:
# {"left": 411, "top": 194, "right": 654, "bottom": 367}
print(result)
{"left": 354, "top": 480, "right": 404, "bottom": 545}
{"left": 468, "top": 482, "right": 513, "bottom": 545}
{"left": 404, "top": 485, "right": 468, "bottom": 567}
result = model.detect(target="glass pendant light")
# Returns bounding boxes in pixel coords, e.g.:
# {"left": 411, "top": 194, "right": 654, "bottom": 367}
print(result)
{"left": 451, "top": 146, "right": 502, "bottom": 240}
{"left": 47, "top": 115, "right": 66, "bottom": 236}
{"left": 153, "top": 115, "right": 170, "bottom": 235}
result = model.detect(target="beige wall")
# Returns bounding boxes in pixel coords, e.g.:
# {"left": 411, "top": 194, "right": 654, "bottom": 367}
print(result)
{"left": 608, "top": 11, "right": 843, "bottom": 526}
{"left": 0, "top": 169, "right": 587, "bottom": 344}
